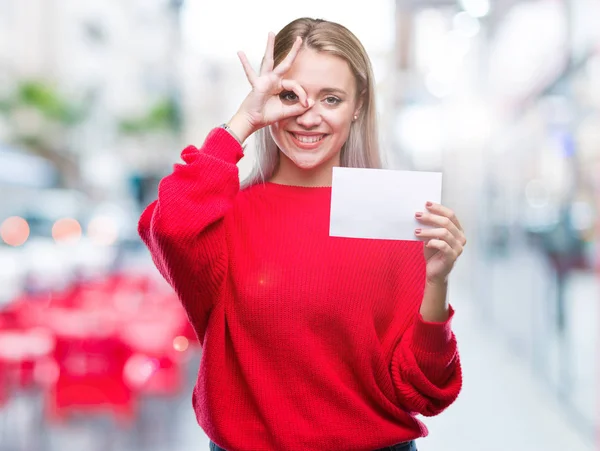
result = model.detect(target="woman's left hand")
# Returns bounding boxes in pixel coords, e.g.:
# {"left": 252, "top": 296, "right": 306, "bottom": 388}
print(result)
{"left": 414, "top": 202, "right": 467, "bottom": 285}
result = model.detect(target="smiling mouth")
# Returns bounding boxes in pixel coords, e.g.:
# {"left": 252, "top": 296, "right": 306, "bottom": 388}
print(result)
{"left": 290, "top": 133, "right": 327, "bottom": 144}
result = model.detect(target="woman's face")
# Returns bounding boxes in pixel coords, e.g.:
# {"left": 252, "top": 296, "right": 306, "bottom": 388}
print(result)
{"left": 269, "top": 48, "right": 361, "bottom": 172}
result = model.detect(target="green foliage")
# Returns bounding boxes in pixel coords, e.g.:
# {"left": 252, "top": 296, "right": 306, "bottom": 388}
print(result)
{"left": 119, "top": 97, "right": 181, "bottom": 135}
{"left": 0, "top": 80, "right": 85, "bottom": 125}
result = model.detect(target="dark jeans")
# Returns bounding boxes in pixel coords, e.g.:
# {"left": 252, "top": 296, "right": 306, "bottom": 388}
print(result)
{"left": 209, "top": 439, "right": 418, "bottom": 451}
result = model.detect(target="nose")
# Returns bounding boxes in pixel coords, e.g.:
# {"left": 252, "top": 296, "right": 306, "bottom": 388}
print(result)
{"left": 295, "top": 103, "right": 322, "bottom": 129}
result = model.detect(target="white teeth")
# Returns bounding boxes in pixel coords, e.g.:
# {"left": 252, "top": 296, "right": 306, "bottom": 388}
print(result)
{"left": 293, "top": 134, "right": 324, "bottom": 144}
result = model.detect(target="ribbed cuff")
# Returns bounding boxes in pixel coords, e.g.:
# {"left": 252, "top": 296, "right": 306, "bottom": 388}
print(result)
{"left": 191, "top": 127, "right": 244, "bottom": 164}
{"left": 411, "top": 305, "right": 455, "bottom": 354}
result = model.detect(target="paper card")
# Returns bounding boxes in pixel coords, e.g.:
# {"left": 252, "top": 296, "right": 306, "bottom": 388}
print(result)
{"left": 329, "top": 167, "right": 443, "bottom": 241}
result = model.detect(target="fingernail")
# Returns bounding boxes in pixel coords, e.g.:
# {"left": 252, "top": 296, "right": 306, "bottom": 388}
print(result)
{"left": 426, "top": 202, "right": 433, "bottom": 207}
{"left": 415, "top": 212, "right": 423, "bottom": 218}
{"left": 415, "top": 229, "right": 422, "bottom": 235}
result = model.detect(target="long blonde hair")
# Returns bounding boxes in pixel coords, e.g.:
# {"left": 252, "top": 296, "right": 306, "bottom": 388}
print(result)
{"left": 241, "top": 18, "right": 381, "bottom": 188}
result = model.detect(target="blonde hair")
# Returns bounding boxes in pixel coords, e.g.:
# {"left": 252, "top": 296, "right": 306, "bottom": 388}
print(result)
{"left": 241, "top": 18, "right": 381, "bottom": 188}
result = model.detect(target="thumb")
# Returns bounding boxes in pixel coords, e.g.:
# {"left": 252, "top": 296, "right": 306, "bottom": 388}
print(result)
{"left": 280, "top": 98, "right": 314, "bottom": 120}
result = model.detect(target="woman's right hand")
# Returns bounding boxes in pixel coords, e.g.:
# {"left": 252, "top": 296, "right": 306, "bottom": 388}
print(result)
{"left": 227, "top": 33, "right": 313, "bottom": 143}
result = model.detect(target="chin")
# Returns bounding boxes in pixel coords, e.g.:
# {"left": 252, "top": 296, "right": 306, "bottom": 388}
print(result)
{"left": 290, "top": 157, "right": 323, "bottom": 170}
{"left": 287, "top": 149, "right": 338, "bottom": 171}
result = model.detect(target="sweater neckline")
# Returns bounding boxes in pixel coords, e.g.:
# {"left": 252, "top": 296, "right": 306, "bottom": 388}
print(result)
{"left": 250, "top": 181, "right": 332, "bottom": 199}
{"left": 266, "top": 181, "right": 331, "bottom": 189}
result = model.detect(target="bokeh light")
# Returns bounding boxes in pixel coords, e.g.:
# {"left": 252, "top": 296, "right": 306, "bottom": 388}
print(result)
{"left": 52, "top": 218, "right": 82, "bottom": 243}
{"left": 124, "top": 354, "right": 160, "bottom": 387}
{"left": 0, "top": 216, "right": 30, "bottom": 246}
{"left": 453, "top": 11, "right": 481, "bottom": 38}
{"left": 173, "top": 336, "right": 189, "bottom": 352}
{"left": 459, "top": 0, "right": 491, "bottom": 18}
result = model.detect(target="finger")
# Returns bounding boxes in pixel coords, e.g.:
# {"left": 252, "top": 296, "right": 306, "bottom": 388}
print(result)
{"left": 425, "top": 239, "right": 458, "bottom": 260}
{"left": 425, "top": 202, "right": 463, "bottom": 232}
{"left": 415, "top": 228, "right": 463, "bottom": 255}
{"left": 415, "top": 212, "right": 462, "bottom": 242}
{"left": 280, "top": 100, "right": 315, "bottom": 120}
{"left": 274, "top": 36, "right": 303, "bottom": 76}
{"left": 278, "top": 83, "right": 314, "bottom": 119}
{"left": 280, "top": 79, "right": 309, "bottom": 107}
{"left": 237, "top": 51, "right": 258, "bottom": 85}
{"left": 260, "top": 32, "right": 275, "bottom": 76}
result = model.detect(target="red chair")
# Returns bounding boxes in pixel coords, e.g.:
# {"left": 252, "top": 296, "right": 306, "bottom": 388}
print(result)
{"left": 44, "top": 309, "right": 135, "bottom": 425}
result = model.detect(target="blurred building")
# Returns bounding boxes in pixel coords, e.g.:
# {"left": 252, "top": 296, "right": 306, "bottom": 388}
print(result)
{"left": 0, "top": 0, "right": 185, "bottom": 196}
{"left": 392, "top": 0, "right": 599, "bottom": 439}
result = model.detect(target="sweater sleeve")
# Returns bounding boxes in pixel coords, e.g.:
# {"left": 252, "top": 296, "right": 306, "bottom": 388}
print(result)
{"left": 389, "top": 248, "right": 462, "bottom": 417}
{"left": 390, "top": 307, "right": 462, "bottom": 417}
{"left": 138, "top": 128, "right": 244, "bottom": 341}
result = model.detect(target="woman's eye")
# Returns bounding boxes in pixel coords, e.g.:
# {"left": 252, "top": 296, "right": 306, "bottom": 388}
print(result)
{"left": 324, "top": 96, "right": 341, "bottom": 105}
{"left": 280, "top": 91, "right": 298, "bottom": 102}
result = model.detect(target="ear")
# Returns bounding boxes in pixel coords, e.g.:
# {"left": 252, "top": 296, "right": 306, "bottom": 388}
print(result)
{"left": 354, "top": 89, "right": 366, "bottom": 119}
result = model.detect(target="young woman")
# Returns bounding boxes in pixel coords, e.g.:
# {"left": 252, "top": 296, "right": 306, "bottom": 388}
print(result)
{"left": 139, "top": 17, "right": 466, "bottom": 451}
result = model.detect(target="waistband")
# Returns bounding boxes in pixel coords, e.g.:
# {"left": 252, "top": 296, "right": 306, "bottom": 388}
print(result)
{"left": 209, "top": 440, "right": 417, "bottom": 451}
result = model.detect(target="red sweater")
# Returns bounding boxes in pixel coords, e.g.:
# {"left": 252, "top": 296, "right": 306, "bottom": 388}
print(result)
{"left": 138, "top": 128, "right": 462, "bottom": 451}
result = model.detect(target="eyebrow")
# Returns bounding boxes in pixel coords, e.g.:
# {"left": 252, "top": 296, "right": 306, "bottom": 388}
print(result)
{"left": 319, "top": 88, "right": 348, "bottom": 96}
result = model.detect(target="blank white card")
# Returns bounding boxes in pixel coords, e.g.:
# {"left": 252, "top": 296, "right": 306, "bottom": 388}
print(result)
{"left": 329, "top": 167, "right": 442, "bottom": 241}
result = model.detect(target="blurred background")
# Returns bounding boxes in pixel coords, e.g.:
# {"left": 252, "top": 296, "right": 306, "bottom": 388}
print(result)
{"left": 0, "top": 0, "right": 598, "bottom": 450}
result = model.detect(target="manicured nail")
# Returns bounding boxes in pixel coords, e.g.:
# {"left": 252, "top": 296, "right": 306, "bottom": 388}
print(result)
{"left": 426, "top": 202, "right": 433, "bottom": 207}
{"left": 415, "top": 212, "right": 423, "bottom": 218}
{"left": 415, "top": 229, "right": 422, "bottom": 235}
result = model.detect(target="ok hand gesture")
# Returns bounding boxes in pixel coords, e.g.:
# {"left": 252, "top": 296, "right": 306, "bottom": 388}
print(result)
{"left": 231, "top": 33, "right": 313, "bottom": 141}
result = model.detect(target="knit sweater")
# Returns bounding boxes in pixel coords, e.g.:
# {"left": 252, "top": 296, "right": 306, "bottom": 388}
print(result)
{"left": 138, "top": 128, "right": 462, "bottom": 451}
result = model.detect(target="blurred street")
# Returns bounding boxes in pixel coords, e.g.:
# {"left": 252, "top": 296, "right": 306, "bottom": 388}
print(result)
{"left": 419, "top": 275, "right": 596, "bottom": 451}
